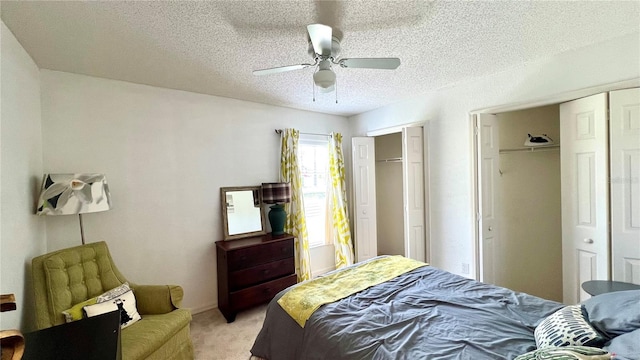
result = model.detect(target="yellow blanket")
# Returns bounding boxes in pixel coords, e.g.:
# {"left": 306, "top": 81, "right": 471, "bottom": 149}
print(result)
{"left": 277, "top": 255, "right": 427, "bottom": 327}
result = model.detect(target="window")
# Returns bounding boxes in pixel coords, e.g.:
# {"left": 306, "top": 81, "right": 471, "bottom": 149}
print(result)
{"left": 298, "top": 135, "right": 330, "bottom": 248}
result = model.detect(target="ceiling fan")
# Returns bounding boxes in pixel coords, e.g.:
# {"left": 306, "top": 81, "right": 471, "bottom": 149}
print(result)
{"left": 253, "top": 24, "right": 401, "bottom": 95}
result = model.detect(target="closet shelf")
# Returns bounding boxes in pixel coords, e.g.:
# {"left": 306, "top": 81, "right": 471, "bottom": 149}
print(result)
{"left": 376, "top": 157, "right": 403, "bottom": 163}
{"left": 499, "top": 145, "right": 560, "bottom": 154}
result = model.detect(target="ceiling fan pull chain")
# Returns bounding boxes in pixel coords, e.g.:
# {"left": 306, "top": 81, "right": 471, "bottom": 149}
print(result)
{"left": 335, "top": 79, "right": 338, "bottom": 104}
{"left": 312, "top": 77, "right": 316, "bottom": 102}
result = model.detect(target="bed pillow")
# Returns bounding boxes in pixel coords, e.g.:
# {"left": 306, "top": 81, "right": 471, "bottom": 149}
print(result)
{"left": 515, "top": 346, "right": 610, "bottom": 360}
{"left": 604, "top": 328, "right": 640, "bottom": 360}
{"left": 83, "top": 289, "right": 141, "bottom": 329}
{"left": 534, "top": 305, "right": 605, "bottom": 348}
{"left": 583, "top": 290, "right": 640, "bottom": 339}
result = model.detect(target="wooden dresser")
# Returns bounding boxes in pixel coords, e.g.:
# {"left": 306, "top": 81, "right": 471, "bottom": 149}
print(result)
{"left": 216, "top": 233, "right": 297, "bottom": 323}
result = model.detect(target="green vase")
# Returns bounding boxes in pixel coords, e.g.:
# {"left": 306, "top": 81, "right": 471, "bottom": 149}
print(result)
{"left": 268, "top": 204, "right": 287, "bottom": 236}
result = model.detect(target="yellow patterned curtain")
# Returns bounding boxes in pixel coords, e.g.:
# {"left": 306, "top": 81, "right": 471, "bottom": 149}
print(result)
{"left": 328, "top": 132, "right": 354, "bottom": 268}
{"left": 280, "top": 129, "right": 312, "bottom": 282}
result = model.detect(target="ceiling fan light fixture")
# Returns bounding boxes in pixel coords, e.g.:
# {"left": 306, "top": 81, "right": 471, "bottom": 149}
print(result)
{"left": 252, "top": 24, "right": 400, "bottom": 100}
{"left": 313, "top": 69, "right": 336, "bottom": 89}
{"left": 318, "top": 84, "right": 335, "bottom": 93}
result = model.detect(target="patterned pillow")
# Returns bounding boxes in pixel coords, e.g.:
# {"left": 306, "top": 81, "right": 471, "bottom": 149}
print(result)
{"left": 515, "top": 345, "right": 610, "bottom": 360}
{"left": 84, "top": 289, "right": 141, "bottom": 329}
{"left": 96, "top": 283, "right": 130, "bottom": 302}
{"left": 534, "top": 305, "right": 605, "bottom": 348}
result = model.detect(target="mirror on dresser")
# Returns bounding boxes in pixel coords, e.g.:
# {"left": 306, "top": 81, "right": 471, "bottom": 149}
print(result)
{"left": 220, "top": 186, "right": 266, "bottom": 240}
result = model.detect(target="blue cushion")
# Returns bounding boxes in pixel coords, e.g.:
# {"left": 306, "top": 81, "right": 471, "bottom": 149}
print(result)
{"left": 583, "top": 290, "right": 640, "bottom": 339}
{"left": 604, "top": 328, "right": 640, "bottom": 360}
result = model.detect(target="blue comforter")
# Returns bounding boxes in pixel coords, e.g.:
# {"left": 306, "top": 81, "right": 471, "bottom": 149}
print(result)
{"left": 251, "top": 264, "right": 563, "bottom": 359}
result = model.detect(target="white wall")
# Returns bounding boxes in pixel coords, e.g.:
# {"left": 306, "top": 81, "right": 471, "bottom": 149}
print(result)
{"left": 39, "top": 70, "right": 350, "bottom": 312}
{"left": 496, "top": 105, "right": 562, "bottom": 302}
{"left": 350, "top": 32, "right": 640, "bottom": 279}
{"left": 0, "top": 22, "right": 46, "bottom": 331}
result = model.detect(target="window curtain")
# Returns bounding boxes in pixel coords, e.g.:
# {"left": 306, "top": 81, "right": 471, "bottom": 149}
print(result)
{"left": 328, "top": 132, "right": 355, "bottom": 268}
{"left": 280, "top": 129, "right": 312, "bottom": 282}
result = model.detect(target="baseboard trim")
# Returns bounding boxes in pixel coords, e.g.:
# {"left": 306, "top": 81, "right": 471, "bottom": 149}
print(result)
{"left": 191, "top": 303, "right": 217, "bottom": 315}
{"left": 312, "top": 266, "right": 336, "bottom": 278}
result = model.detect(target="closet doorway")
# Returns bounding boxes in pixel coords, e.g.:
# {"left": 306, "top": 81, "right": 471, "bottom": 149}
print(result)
{"left": 476, "top": 106, "right": 563, "bottom": 302}
{"left": 352, "top": 126, "right": 427, "bottom": 264}
{"left": 473, "top": 87, "right": 640, "bottom": 304}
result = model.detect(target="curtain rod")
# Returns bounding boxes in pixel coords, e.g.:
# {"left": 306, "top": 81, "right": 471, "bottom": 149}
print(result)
{"left": 275, "top": 129, "right": 332, "bottom": 137}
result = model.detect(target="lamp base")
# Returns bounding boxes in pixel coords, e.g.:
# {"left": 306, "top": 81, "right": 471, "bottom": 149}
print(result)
{"left": 268, "top": 204, "right": 287, "bottom": 236}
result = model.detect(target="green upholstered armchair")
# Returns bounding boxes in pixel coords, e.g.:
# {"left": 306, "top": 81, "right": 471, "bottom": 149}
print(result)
{"left": 32, "top": 241, "right": 194, "bottom": 360}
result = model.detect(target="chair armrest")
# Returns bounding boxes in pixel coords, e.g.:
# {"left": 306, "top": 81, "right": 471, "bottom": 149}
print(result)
{"left": 132, "top": 285, "right": 184, "bottom": 315}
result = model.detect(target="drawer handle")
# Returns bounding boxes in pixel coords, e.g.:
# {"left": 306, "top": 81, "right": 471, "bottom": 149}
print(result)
{"left": 281, "top": 248, "right": 287, "bottom": 253}
{"left": 262, "top": 270, "right": 271, "bottom": 275}
{"left": 240, "top": 256, "right": 247, "bottom": 261}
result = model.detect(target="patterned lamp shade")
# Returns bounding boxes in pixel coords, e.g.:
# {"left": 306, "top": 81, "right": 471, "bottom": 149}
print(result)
{"left": 261, "top": 183, "right": 291, "bottom": 204}
{"left": 36, "top": 173, "right": 112, "bottom": 215}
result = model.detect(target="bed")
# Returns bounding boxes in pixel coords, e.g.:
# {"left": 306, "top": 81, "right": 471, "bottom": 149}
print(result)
{"left": 250, "top": 256, "right": 566, "bottom": 359}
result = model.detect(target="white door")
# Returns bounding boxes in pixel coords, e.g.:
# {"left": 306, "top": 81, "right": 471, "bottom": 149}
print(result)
{"left": 560, "top": 93, "right": 610, "bottom": 304}
{"left": 352, "top": 137, "right": 377, "bottom": 262}
{"left": 476, "top": 114, "right": 500, "bottom": 284}
{"left": 402, "top": 127, "right": 426, "bottom": 262}
{"left": 610, "top": 88, "right": 640, "bottom": 284}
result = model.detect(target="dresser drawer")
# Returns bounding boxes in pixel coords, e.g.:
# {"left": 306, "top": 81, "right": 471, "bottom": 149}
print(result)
{"left": 228, "top": 239, "right": 294, "bottom": 271}
{"left": 229, "top": 274, "right": 297, "bottom": 310}
{"left": 229, "top": 257, "right": 294, "bottom": 291}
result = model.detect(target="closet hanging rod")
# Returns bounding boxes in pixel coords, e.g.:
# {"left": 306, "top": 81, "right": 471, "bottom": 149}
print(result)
{"left": 274, "top": 129, "right": 332, "bottom": 137}
{"left": 376, "top": 157, "right": 403, "bottom": 163}
{"left": 499, "top": 145, "right": 560, "bottom": 154}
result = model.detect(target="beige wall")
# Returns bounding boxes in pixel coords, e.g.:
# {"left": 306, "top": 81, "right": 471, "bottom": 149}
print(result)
{"left": 0, "top": 22, "right": 47, "bottom": 331}
{"left": 496, "top": 105, "right": 562, "bottom": 302}
{"left": 375, "top": 133, "right": 404, "bottom": 256}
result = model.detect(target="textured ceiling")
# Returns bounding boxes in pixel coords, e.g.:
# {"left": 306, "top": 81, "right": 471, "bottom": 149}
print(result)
{"left": 1, "top": 1, "right": 638, "bottom": 116}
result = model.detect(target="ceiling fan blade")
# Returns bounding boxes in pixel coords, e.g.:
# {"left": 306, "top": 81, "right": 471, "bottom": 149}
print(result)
{"left": 339, "top": 58, "right": 401, "bottom": 70}
{"left": 253, "top": 64, "right": 310, "bottom": 76}
{"left": 307, "top": 24, "right": 332, "bottom": 56}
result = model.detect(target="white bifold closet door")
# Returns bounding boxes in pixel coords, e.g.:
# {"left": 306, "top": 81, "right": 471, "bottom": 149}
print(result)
{"left": 560, "top": 93, "right": 610, "bottom": 304}
{"left": 402, "top": 127, "right": 426, "bottom": 262}
{"left": 476, "top": 114, "right": 500, "bottom": 285}
{"left": 610, "top": 88, "right": 640, "bottom": 284}
{"left": 352, "top": 137, "right": 378, "bottom": 263}
{"left": 560, "top": 88, "right": 640, "bottom": 304}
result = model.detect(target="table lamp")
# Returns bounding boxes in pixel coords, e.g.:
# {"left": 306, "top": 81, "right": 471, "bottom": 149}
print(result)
{"left": 261, "top": 182, "right": 291, "bottom": 236}
{"left": 36, "top": 173, "right": 112, "bottom": 244}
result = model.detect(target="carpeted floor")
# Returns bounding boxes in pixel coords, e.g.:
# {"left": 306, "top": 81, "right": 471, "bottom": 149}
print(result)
{"left": 191, "top": 305, "right": 267, "bottom": 360}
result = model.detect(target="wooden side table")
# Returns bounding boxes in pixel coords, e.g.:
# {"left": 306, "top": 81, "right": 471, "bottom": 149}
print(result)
{"left": 1, "top": 294, "right": 24, "bottom": 360}
{"left": 581, "top": 280, "right": 640, "bottom": 296}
